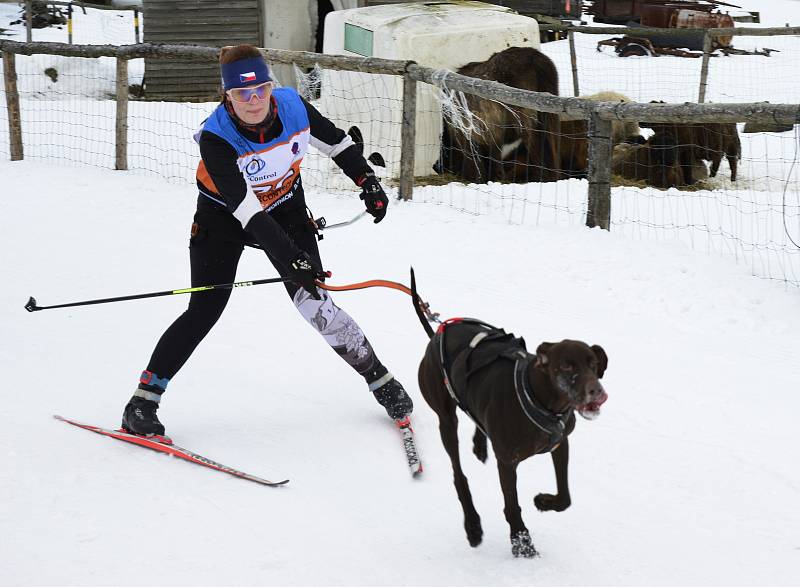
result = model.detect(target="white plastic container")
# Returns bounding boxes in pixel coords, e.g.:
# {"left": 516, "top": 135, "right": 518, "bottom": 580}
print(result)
{"left": 319, "top": 1, "right": 540, "bottom": 180}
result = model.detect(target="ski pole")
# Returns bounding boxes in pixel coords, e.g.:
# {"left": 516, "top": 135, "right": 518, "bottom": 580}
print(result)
{"left": 244, "top": 212, "right": 367, "bottom": 252}
{"left": 25, "top": 276, "right": 294, "bottom": 312}
{"left": 316, "top": 211, "right": 367, "bottom": 231}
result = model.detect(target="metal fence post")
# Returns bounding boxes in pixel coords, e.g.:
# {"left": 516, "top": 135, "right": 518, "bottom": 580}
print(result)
{"left": 67, "top": 3, "right": 73, "bottom": 44}
{"left": 698, "top": 31, "right": 712, "bottom": 103}
{"left": 115, "top": 57, "right": 128, "bottom": 170}
{"left": 586, "top": 111, "right": 613, "bottom": 230}
{"left": 3, "top": 51, "right": 24, "bottom": 161}
{"left": 568, "top": 30, "right": 580, "bottom": 97}
{"left": 399, "top": 71, "right": 417, "bottom": 201}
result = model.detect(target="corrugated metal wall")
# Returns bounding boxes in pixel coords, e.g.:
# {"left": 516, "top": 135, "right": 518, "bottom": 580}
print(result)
{"left": 143, "top": 0, "right": 262, "bottom": 100}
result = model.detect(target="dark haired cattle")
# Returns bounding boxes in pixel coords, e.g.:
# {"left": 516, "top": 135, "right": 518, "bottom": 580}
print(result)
{"left": 641, "top": 104, "right": 741, "bottom": 184}
{"left": 437, "top": 47, "right": 561, "bottom": 183}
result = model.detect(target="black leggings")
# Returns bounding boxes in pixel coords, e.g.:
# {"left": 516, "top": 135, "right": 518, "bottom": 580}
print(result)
{"left": 145, "top": 213, "right": 379, "bottom": 383}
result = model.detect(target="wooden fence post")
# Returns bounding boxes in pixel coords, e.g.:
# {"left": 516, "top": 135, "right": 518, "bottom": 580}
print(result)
{"left": 25, "top": 0, "right": 32, "bottom": 42}
{"left": 115, "top": 57, "right": 128, "bottom": 171}
{"left": 698, "top": 31, "right": 712, "bottom": 103}
{"left": 3, "top": 51, "right": 24, "bottom": 161}
{"left": 586, "top": 112, "right": 612, "bottom": 230}
{"left": 399, "top": 72, "right": 417, "bottom": 201}
{"left": 568, "top": 30, "right": 580, "bottom": 97}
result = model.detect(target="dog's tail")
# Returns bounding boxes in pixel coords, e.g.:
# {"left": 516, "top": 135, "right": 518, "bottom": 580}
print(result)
{"left": 410, "top": 267, "right": 435, "bottom": 340}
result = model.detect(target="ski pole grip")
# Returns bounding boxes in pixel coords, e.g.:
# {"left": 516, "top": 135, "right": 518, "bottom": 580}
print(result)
{"left": 25, "top": 297, "right": 39, "bottom": 312}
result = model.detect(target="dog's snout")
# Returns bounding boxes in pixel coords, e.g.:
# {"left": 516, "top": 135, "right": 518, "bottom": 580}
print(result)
{"left": 586, "top": 380, "right": 604, "bottom": 399}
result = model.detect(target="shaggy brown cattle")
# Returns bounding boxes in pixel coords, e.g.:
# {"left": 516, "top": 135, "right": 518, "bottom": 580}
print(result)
{"left": 582, "top": 91, "right": 642, "bottom": 144}
{"left": 559, "top": 119, "right": 590, "bottom": 178}
{"left": 641, "top": 111, "right": 741, "bottom": 183}
{"left": 611, "top": 133, "right": 685, "bottom": 188}
{"left": 558, "top": 92, "right": 644, "bottom": 178}
{"left": 438, "top": 47, "right": 561, "bottom": 183}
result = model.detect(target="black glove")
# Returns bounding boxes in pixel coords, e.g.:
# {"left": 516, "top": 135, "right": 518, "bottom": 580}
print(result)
{"left": 358, "top": 173, "right": 388, "bottom": 224}
{"left": 288, "top": 252, "right": 326, "bottom": 300}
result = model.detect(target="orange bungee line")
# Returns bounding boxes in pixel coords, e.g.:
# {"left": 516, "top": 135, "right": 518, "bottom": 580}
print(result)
{"left": 315, "top": 278, "right": 440, "bottom": 323}
{"left": 317, "top": 278, "right": 413, "bottom": 296}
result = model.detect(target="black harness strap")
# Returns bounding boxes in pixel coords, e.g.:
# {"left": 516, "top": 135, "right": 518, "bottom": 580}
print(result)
{"left": 435, "top": 318, "right": 572, "bottom": 453}
{"left": 508, "top": 350, "right": 573, "bottom": 453}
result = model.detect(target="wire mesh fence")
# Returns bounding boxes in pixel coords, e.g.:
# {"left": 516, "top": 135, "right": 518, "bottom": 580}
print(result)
{"left": 540, "top": 27, "right": 800, "bottom": 104}
{"left": 1, "top": 39, "right": 799, "bottom": 288}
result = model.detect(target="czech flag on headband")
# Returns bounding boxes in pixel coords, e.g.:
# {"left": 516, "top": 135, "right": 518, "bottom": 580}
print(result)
{"left": 239, "top": 71, "right": 257, "bottom": 83}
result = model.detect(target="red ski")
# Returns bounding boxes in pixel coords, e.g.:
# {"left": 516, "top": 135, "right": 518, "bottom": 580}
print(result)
{"left": 54, "top": 415, "right": 288, "bottom": 487}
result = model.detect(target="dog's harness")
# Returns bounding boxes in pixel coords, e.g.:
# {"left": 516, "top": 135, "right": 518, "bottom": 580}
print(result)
{"left": 435, "top": 318, "right": 572, "bottom": 453}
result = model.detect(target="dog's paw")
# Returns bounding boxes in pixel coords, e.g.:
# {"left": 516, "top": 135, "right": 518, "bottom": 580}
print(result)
{"left": 472, "top": 433, "right": 488, "bottom": 463}
{"left": 534, "top": 493, "right": 571, "bottom": 512}
{"left": 465, "top": 517, "right": 483, "bottom": 547}
{"left": 510, "top": 530, "right": 539, "bottom": 559}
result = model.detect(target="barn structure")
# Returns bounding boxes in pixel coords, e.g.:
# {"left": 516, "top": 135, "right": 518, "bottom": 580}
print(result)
{"left": 141, "top": 0, "right": 582, "bottom": 100}
{"left": 142, "top": 0, "right": 262, "bottom": 100}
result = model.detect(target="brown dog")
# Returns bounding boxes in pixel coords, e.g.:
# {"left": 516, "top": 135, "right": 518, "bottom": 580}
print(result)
{"left": 411, "top": 271, "right": 608, "bottom": 558}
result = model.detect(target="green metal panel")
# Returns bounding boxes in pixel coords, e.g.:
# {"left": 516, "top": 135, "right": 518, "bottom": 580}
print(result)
{"left": 344, "top": 23, "right": 374, "bottom": 57}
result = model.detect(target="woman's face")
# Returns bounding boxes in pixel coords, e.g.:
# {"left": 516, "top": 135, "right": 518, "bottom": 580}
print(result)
{"left": 226, "top": 81, "right": 273, "bottom": 125}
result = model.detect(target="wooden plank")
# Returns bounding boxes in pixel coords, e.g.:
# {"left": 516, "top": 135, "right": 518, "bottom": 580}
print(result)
{"left": 145, "top": 77, "right": 220, "bottom": 85}
{"left": 146, "top": 17, "right": 261, "bottom": 26}
{"left": 145, "top": 2, "right": 259, "bottom": 12}
{"left": 144, "top": 32, "right": 260, "bottom": 41}
{"left": 145, "top": 63, "right": 221, "bottom": 72}
{"left": 144, "top": 33, "right": 259, "bottom": 42}
{"left": 145, "top": 8, "right": 260, "bottom": 17}
{"left": 407, "top": 62, "right": 800, "bottom": 125}
{"left": 144, "top": 28, "right": 259, "bottom": 39}
{"left": 144, "top": 0, "right": 258, "bottom": 6}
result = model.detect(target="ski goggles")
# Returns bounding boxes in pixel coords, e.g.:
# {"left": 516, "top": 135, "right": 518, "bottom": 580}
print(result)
{"left": 226, "top": 81, "right": 274, "bottom": 103}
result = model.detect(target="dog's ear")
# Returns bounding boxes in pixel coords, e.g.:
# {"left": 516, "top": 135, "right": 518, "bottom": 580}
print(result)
{"left": 591, "top": 344, "right": 608, "bottom": 378}
{"left": 534, "top": 342, "right": 554, "bottom": 369}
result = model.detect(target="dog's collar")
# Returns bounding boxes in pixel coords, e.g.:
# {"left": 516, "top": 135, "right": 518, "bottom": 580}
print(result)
{"left": 511, "top": 350, "right": 572, "bottom": 453}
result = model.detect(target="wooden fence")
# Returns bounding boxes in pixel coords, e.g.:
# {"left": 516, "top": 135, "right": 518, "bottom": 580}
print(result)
{"left": 2, "top": 40, "right": 799, "bottom": 230}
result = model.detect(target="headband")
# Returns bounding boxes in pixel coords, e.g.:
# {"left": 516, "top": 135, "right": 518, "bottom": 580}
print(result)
{"left": 221, "top": 56, "right": 271, "bottom": 90}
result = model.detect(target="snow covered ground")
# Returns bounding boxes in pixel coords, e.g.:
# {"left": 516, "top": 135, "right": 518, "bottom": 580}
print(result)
{"left": 1, "top": 2, "right": 799, "bottom": 586}
{"left": 2, "top": 157, "right": 799, "bottom": 587}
